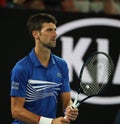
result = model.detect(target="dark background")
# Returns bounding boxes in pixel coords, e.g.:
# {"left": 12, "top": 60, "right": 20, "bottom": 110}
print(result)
{"left": 0, "top": 8, "right": 120, "bottom": 124}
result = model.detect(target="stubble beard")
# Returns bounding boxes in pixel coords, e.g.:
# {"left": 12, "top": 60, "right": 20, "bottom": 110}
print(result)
{"left": 42, "top": 41, "right": 56, "bottom": 50}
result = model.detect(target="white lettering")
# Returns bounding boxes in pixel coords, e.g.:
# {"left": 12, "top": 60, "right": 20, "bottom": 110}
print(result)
{"left": 96, "top": 38, "right": 109, "bottom": 83}
{"left": 96, "top": 38, "right": 109, "bottom": 53}
{"left": 113, "top": 54, "right": 120, "bottom": 84}
{"left": 61, "top": 37, "right": 92, "bottom": 82}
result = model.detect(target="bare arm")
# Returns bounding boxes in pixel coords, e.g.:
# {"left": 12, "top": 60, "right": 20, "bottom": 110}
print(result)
{"left": 61, "top": 92, "right": 73, "bottom": 112}
{"left": 11, "top": 96, "right": 39, "bottom": 124}
{"left": 11, "top": 96, "right": 70, "bottom": 124}
{"left": 61, "top": 92, "right": 79, "bottom": 121}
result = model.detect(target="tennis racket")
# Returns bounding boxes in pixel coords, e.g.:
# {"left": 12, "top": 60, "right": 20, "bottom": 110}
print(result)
{"left": 72, "top": 51, "right": 114, "bottom": 108}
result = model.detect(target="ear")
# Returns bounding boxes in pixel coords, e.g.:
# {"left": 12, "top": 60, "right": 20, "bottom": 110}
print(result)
{"left": 32, "top": 30, "right": 40, "bottom": 39}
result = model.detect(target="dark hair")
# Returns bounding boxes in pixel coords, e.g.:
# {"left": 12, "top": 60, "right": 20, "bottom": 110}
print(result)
{"left": 27, "top": 13, "right": 57, "bottom": 36}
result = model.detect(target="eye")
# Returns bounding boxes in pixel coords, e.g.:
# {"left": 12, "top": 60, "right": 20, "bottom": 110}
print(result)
{"left": 47, "top": 28, "right": 56, "bottom": 32}
{"left": 47, "top": 28, "right": 53, "bottom": 31}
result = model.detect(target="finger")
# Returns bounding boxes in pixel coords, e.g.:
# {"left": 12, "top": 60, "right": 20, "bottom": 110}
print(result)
{"left": 66, "top": 114, "right": 78, "bottom": 121}
{"left": 62, "top": 117, "right": 70, "bottom": 123}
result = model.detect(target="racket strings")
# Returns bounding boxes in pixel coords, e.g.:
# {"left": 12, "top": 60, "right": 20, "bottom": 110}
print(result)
{"left": 81, "top": 54, "right": 113, "bottom": 96}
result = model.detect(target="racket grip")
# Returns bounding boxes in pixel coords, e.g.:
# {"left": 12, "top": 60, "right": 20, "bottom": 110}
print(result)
{"left": 72, "top": 102, "right": 80, "bottom": 108}
{"left": 72, "top": 93, "right": 80, "bottom": 108}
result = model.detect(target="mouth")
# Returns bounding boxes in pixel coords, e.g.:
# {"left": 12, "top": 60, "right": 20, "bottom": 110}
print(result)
{"left": 52, "top": 40, "right": 56, "bottom": 43}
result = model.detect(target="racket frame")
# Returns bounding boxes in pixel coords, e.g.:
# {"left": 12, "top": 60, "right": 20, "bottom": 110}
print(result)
{"left": 72, "top": 51, "right": 114, "bottom": 108}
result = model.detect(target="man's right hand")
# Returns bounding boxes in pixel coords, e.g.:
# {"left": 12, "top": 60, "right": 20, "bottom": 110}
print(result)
{"left": 52, "top": 116, "right": 70, "bottom": 124}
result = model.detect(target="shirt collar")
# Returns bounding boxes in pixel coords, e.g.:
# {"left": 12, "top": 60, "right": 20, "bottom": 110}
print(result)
{"left": 29, "top": 48, "right": 55, "bottom": 67}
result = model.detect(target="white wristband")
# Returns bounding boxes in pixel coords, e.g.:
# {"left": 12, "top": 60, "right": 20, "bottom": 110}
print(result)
{"left": 39, "top": 116, "right": 53, "bottom": 124}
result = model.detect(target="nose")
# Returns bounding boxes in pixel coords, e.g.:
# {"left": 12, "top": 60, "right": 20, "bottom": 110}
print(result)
{"left": 53, "top": 30, "right": 57, "bottom": 37}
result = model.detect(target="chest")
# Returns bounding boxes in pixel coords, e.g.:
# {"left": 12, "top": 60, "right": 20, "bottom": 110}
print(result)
{"left": 31, "top": 65, "right": 63, "bottom": 83}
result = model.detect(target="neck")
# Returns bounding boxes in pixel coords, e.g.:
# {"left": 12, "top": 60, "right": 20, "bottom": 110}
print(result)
{"left": 34, "top": 47, "right": 51, "bottom": 67}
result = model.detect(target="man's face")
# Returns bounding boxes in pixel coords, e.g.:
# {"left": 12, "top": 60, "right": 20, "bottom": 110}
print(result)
{"left": 38, "top": 22, "right": 57, "bottom": 49}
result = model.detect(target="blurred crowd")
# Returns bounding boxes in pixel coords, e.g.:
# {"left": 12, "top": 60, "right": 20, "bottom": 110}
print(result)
{"left": 0, "top": 0, "right": 120, "bottom": 15}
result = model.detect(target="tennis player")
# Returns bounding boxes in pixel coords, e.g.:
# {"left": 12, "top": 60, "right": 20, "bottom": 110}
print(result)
{"left": 10, "top": 13, "right": 78, "bottom": 124}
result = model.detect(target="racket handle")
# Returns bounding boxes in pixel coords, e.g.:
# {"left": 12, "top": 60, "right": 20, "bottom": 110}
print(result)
{"left": 72, "top": 93, "right": 80, "bottom": 108}
{"left": 72, "top": 102, "right": 80, "bottom": 108}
